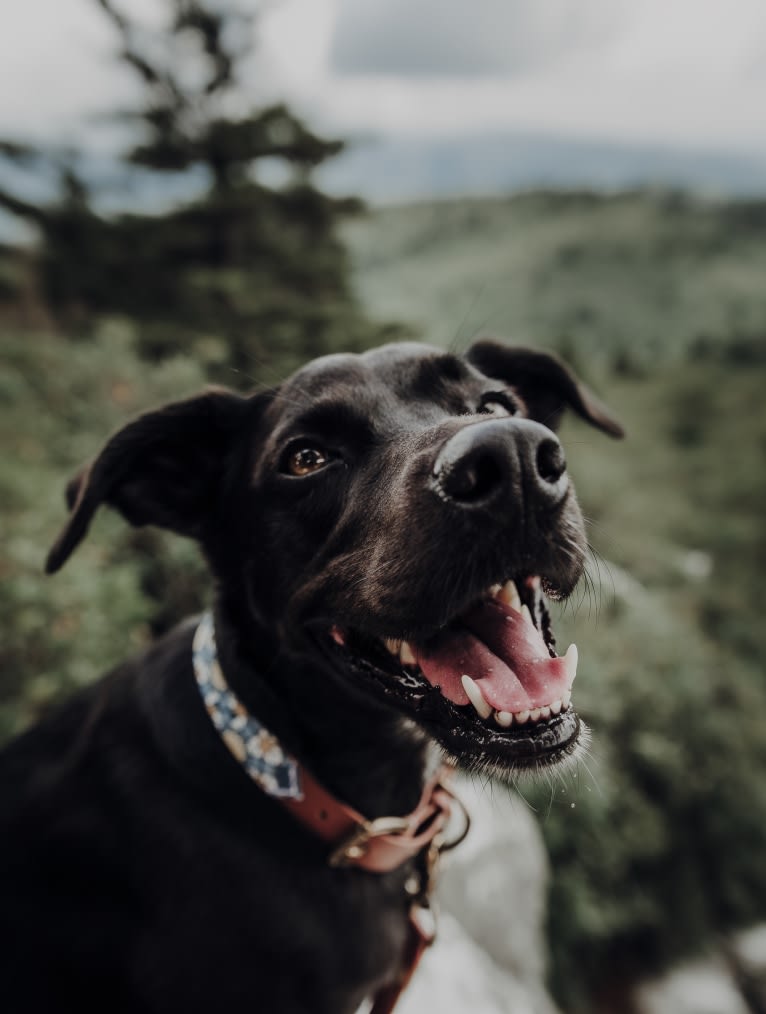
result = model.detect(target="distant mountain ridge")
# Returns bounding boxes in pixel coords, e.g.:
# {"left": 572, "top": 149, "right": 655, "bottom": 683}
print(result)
{"left": 320, "top": 129, "right": 766, "bottom": 202}
{"left": 2, "top": 128, "right": 765, "bottom": 243}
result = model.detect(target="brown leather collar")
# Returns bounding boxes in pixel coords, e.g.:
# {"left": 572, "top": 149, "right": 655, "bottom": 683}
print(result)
{"left": 281, "top": 761, "right": 463, "bottom": 873}
{"left": 193, "top": 611, "right": 467, "bottom": 875}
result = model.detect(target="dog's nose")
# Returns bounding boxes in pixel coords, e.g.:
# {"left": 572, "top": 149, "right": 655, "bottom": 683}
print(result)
{"left": 433, "top": 419, "right": 569, "bottom": 514}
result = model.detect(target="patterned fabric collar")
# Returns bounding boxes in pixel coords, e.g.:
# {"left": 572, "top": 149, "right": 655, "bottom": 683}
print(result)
{"left": 192, "top": 611, "right": 302, "bottom": 799}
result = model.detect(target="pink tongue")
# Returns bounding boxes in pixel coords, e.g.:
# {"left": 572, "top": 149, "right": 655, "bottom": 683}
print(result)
{"left": 413, "top": 599, "right": 571, "bottom": 713}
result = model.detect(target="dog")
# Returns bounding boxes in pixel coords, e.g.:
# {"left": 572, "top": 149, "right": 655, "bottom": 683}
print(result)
{"left": 0, "top": 339, "right": 622, "bottom": 1013}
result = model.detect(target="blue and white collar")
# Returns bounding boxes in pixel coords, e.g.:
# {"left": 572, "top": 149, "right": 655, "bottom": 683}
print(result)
{"left": 192, "top": 611, "right": 302, "bottom": 799}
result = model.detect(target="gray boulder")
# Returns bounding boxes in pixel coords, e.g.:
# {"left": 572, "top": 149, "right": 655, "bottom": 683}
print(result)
{"left": 399, "top": 775, "right": 559, "bottom": 1014}
{"left": 633, "top": 955, "right": 750, "bottom": 1014}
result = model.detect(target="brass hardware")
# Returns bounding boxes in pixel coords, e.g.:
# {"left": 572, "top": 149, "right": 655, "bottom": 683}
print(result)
{"left": 328, "top": 816, "right": 412, "bottom": 867}
{"left": 438, "top": 783, "right": 472, "bottom": 853}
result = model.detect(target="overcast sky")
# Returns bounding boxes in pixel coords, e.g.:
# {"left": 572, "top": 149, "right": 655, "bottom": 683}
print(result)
{"left": 2, "top": 0, "right": 765, "bottom": 153}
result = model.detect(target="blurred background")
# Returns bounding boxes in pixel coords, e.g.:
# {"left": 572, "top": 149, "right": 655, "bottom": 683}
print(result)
{"left": 1, "top": 2, "right": 765, "bottom": 1012}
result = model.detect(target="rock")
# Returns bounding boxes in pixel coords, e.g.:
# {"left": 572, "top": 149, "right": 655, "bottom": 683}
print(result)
{"left": 357, "top": 775, "right": 559, "bottom": 1014}
{"left": 397, "top": 911, "right": 542, "bottom": 1014}
{"left": 433, "top": 775, "right": 559, "bottom": 1014}
{"left": 729, "top": 923, "right": 766, "bottom": 1009}
{"left": 633, "top": 955, "right": 750, "bottom": 1014}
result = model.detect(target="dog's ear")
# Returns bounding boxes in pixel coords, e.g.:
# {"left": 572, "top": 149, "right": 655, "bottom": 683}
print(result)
{"left": 46, "top": 388, "right": 254, "bottom": 574}
{"left": 466, "top": 339, "right": 624, "bottom": 438}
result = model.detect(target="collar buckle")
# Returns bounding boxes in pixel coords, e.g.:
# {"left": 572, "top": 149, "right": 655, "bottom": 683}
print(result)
{"left": 328, "top": 815, "right": 412, "bottom": 867}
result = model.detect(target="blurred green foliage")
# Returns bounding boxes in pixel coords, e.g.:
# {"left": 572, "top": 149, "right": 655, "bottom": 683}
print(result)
{"left": 0, "top": 326, "right": 211, "bottom": 740}
{"left": 533, "top": 365, "right": 766, "bottom": 1010}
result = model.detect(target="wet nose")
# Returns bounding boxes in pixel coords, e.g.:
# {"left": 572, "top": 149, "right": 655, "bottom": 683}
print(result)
{"left": 433, "top": 418, "right": 569, "bottom": 514}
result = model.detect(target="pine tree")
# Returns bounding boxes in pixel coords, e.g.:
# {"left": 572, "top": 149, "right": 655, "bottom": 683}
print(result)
{"left": 0, "top": 0, "right": 408, "bottom": 377}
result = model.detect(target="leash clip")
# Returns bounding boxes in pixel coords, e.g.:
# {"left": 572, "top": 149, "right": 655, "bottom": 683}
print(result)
{"left": 328, "top": 816, "right": 411, "bottom": 867}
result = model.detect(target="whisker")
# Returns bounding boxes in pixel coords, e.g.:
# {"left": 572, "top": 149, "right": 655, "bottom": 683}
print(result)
{"left": 449, "top": 282, "right": 488, "bottom": 354}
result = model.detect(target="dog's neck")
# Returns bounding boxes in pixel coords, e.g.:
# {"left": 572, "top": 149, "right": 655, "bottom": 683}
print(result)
{"left": 212, "top": 600, "right": 432, "bottom": 819}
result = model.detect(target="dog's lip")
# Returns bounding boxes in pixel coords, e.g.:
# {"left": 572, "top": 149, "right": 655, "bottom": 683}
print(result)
{"left": 321, "top": 577, "right": 581, "bottom": 751}
{"left": 319, "top": 621, "right": 582, "bottom": 769}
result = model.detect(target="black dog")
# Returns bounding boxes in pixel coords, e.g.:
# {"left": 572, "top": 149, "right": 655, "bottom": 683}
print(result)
{"left": 0, "top": 340, "right": 621, "bottom": 1013}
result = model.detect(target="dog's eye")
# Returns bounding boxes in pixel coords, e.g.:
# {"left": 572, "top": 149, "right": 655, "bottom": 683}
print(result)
{"left": 478, "top": 394, "right": 517, "bottom": 418}
{"left": 284, "top": 446, "right": 329, "bottom": 476}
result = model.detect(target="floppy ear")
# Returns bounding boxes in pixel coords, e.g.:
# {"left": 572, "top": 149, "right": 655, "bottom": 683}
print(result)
{"left": 466, "top": 339, "right": 624, "bottom": 438}
{"left": 46, "top": 388, "right": 252, "bottom": 574}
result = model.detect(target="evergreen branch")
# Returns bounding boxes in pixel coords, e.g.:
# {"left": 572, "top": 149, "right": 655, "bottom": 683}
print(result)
{"left": 0, "top": 140, "right": 39, "bottom": 164}
{"left": 0, "top": 186, "right": 47, "bottom": 224}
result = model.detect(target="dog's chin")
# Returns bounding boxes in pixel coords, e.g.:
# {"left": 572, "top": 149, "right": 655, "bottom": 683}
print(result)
{"left": 313, "top": 576, "right": 585, "bottom": 775}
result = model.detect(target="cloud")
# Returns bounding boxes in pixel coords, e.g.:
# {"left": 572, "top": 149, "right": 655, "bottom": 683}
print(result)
{"left": 2, "top": 0, "right": 764, "bottom": 159}
{"left": 0, "top": 0, "right": 163, "bottom": 143}
{"left": 330, "top": 0, "right": 628, "bottom": 77}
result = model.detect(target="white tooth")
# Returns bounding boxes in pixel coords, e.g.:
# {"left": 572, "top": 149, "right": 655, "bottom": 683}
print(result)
{"left": 495, "top": 710, "right": 513, "bottom": 727}
{"left": 514, "top": 709, "right": 530, "bottom": 725}
{"left": 399, "top": 641, "right": 416, "bottom": 666}
{"left": 540, "top": 705, "right": 551, "bottom": 719}
{"left": 520, "top": 604, "right": 534, "bottom": 625}
{"left": 489, "top": 583, "right": 502, "bottom": 599}
{"left": 498, "top": 580, "right": 522, "bottom": 610}
{"left": 550, "top": 699, "right": 563, "bottom": 716}
{"left": 461, "top": 675, "right": 492, "bottom": 720}
{"left": 529, "top": 708, "right": 542, "bottom": 722}
{"left": 564, "top": 643, "right": 578, "bottom": 685}
{"left": 384, "top": 638, "right": 402, "bottom": 656}
{"left": 562, "top": 690, "right": 572, "bottom": 709}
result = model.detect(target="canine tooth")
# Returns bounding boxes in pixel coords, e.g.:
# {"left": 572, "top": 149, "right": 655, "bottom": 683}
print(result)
{"left": 498, "top": 580, "right": 522, "bottom": 610}
{"left": 529, "top": 708, "right": 542, "bottom": 722}
{"left": 564, "top": 643, "right": 578, "bottom": 685}
{"left": 461, "top": 675, "right": 492, "bottom": 720}
{"left": 562, "top": 690, "right": 572, "bottom": 709}
{"left": 495, "top": 710, "right": 513, "bottom": 727}
{"left": 550, "top": 699, "right": 563, "bottom": 716}
{"left": 400, "top": 641, "right": 416, "bottom": 666}
{"left": 514, "top": 709, "right": 530, "bottom": 725}
{"left": 520, "top": 604, "right": 534, "bottom": 625}
{"left": 489, "top": 583, "right": 502, "bottom": 598}
{"left": 384, "top": 638, "right": 402, "bottom": 656}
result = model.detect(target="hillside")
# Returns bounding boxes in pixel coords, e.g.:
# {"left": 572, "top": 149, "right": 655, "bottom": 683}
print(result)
{"left": 344, "top": 189, "right": 766, "bottom": 373}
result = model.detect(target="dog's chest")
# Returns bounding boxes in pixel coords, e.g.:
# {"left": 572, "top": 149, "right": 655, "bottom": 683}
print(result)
{"left": 130, "top": 821, "right": 412, "bottom": 1013}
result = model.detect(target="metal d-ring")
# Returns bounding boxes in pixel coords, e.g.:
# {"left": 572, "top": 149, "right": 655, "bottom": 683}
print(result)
{"left": 328, "top": 815, "right": 412, "bottom": 867}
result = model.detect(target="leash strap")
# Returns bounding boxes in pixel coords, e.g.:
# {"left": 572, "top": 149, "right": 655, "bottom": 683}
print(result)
{"left": 369, "top": 905, "right": 436, "bottom": 1014}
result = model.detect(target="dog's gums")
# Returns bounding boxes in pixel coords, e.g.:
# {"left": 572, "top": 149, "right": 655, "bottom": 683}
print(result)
{"left": 325, "top": 576, "right": 582, "bottom": 769}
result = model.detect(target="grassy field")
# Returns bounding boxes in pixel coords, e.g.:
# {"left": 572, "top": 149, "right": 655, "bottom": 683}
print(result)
{"left": 2, "top": 188, "right": 765, "bottom": 1010}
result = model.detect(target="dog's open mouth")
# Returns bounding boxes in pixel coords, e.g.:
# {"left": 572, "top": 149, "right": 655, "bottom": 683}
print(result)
{"left": 324, "top": 577, "right": 582, "bottom": 772}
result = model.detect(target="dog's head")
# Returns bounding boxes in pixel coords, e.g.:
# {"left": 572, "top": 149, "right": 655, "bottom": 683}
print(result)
{"left": 47, "top": 340, "right": 622, "bottom": 775}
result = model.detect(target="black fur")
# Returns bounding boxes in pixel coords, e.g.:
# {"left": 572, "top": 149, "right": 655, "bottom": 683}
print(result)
{"left": 0, "top": 340, "right": 621, "bottom": 1013}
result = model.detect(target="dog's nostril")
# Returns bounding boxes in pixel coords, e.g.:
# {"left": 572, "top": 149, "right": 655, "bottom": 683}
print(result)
{"left": 446, "top": 453, "right": 504, "bottom": 502}
{"left": 536, "top": 439, "right": 566, "bottom": 484}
